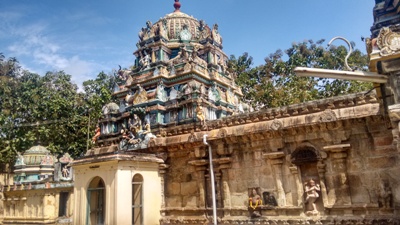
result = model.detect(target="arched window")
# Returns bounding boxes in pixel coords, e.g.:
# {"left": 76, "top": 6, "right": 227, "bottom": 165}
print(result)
{"left": 87, "top": 177, "right": 105, "bottom": 225}
{"left": 132, "top": 174, "right": 143, "bottom": 225}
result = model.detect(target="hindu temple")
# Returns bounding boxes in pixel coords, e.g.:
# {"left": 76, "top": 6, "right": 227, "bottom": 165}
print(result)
{"left": 1, "top": 0, "right": 400, "bottom": 224}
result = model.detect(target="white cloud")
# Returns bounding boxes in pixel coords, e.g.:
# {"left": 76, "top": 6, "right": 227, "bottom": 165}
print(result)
{"left": 1, "top": 11, "right": 102, "bottom": 91}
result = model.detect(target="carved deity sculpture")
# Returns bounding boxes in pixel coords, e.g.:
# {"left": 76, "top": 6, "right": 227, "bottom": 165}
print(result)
{"left": 304, "top": 179, "right": 320, "bottom": 214}
{"left": 62, "top": 166, "right": 70, "bottom": 178}
{"left": 125, "top": 84, "right": 148, "bottom": 105}
{"left": 179, "top": 24, "right": 192, "bottom": 41}
{"left": 248, "top": 188, "right": 262, "bottom": 217}
{"left": 138, "top": 27, "right": 146, "bottom": 41}
{"left": 159, "top": 18, "right": 169, "bottom": 40}
{"left": 156, "top": 81, "right": 167, "bottom": 101}
{"left": 129, "top": 114, "right": 142, "bottom": 134}
{"left": 196, "top": 103, "right": 206, "bottom": 126}
{"left": 211, "top": 23, "right": 222, "bottom": 45}
{"left": 198, "top": 19, "right": 210, "bottom": 40}
{"left": 92, "top": 126, "right": 101, "bottom": 144}
{"left": 139, "top": 52, "right": 151, "bottom": 70}
{"left": 142, "top": 119, "right": 151, "bottom": 135}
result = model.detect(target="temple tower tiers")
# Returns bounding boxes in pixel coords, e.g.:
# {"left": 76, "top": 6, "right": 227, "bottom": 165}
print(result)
{"left": 95, "top": 0, "right": 246, "bottom": 151}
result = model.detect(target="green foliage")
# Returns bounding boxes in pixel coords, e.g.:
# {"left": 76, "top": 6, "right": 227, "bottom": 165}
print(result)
{"left": 231, "top": 39, "right": 372, "bottom": 109}
{"left": 0, "top": 53, "right": 116, "bottom": 163}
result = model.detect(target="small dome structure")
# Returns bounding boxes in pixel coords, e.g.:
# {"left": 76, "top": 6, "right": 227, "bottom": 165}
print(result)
{"left": 23, "top": 145, "right": 53, "bottom": 165}
{"left": 14, "top": 144, "right": 57, "bottom": 184}
{"left": 137, "top": 0, "right": 221, "bottom": 46}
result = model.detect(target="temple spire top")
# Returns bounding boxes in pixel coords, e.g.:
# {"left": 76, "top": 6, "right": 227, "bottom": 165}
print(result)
{"left": 174, "top": 0, "right": 181, "bottom": 12}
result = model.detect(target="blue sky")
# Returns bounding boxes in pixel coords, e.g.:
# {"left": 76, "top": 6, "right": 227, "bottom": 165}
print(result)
{"left": 0, "top": 0, "right": 375, "bottom": 88}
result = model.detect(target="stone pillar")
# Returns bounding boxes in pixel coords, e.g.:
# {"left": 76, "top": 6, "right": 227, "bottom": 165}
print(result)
{"left": 159, "top": 163, "right": 169, "bottom": 216}
{"left": 151, "top": 48, "right": 156, "bottom": 63}
{"left": 263, "top": 152, "right": 286, "bottom": 207}
{"left": 317, "top": 161, "right": 329, "bottom": 207}
{"left": 215, "top": 172, "right": 222, "bottom": 208}
{"left": 188, "top": 160, "right": 208, "bottom": 208}
{"left": 159, "top": 48, "right": 164, "bottom": 61}
{"left": 207, "top": 52, "right": 213, "bottom": 64}
{"left": 323, "top": 144, "right": 351, "bottom": 205}
{"left": 218, "top": 157, "right": 232, "bottom": 216}
{"left": 289, "top": 165, "right": 303, "bottom": 207}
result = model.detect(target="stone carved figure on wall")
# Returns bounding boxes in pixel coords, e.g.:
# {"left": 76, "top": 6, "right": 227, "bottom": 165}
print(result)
{"left": 179, "top": 24, "right": 192, "bottom": 41}
{"left": 62, "top": 166, "right": 70, "bottom": 178}
{"left": 142, "top": 119, "right": 151, "bottom": 135}
{"left": 262, "top": 192, "right": 278, "bottom": 207}
{"left": 129, "top": 114, "right": 142, "bottom": 133}
{"left": 120, "top": 127, "right": 140, "bottom": 150}
{"left": 196, "top": 102, "right": 206, "bottom": 126}
{"left": 198, "top": 20, "right": 210, "bottom": 40}
{"left": 226, "top": 88, "right": 235, "bottom": 105}
{"left": 145, "top": 20, "right": 153, "bottom": 39}
{"left": 159, "top": 18, "right": 169, "bottom": 40}
{"left": 125, "top": 84, "right": 148, "bottom": 106}
{"left": 92, "top": 126, "right": 101, "bottom": 144}
{"left": 138, "top": 27, "right": 146, "bottom": 41}
{"left": 211, "top": 23, "right": 222, "bottom": 45}
{"left": 119, "top": 114, "right": 156, "bottom": 151}
{"left": 116, "top": 65, "right": 134, "bottom": 87}
{"left": 139, "top": 51, "right": 151, "bottom": 70}
{"left": 156, "top": 81, "right": 167, "bottom": 101}
{"left": 377, "top": 180, "right": 392, "bottom": 209}
{"left": 304, "top": 179, "right": 320, "bottom": 214}
{"left": 248, "top": 188, "right": 262, "bottom": 217}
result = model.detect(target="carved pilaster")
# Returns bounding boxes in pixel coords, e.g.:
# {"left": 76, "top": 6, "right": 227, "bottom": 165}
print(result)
{"left": 159, "top": 163, "right": 169, "bottom": 213}
{"left": 316, "top": 161, "right": 329, "bottom": 207}
{"left": 263, "top": 152, "right": 286, "bottom": 207}
{"left": 218, "top": 157, "right": 232, "bottom": 216}
{"left": 188, "top": 160, "right": 208, "bottom": 208}
{"left": 289, "top": 165, "right": 303, "bottom": 207}
{"left": 215, "top": 172, "right": 222, "bottom": 208}
{"left": 323, "top": 144, "right": 352, "bottom": 205}
{"left": 388, "top": 104, "right": 400, "bottom": 152}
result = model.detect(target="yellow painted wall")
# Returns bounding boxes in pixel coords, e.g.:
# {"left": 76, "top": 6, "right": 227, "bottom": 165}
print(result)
{"left": 73, "top": 159, "right": 162, "bottom": 225}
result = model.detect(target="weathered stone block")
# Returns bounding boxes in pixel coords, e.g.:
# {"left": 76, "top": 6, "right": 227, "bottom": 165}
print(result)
{"left": 230, "top": 193, "right": 247, "bottom": 207}
{"left": 166, "top": 196, "right": 182, "bottom": 208}
{"left": 367, "top": 156, "right": 397, "bottom": 169}
{"left": 167, "top": 182, "right": 181, "bottom": 195}
{"left": 182, "top": 196, "right": 197, "bottom": 207}
{"left": 373, "top": 136, "right": 394, "bottom": 147}
{"left": 181, "top": 181, "right": 197, "bottom": 196}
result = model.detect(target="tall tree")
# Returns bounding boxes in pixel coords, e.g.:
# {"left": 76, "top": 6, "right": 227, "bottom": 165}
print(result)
{"left": 231, "top": 39, "right": 372, "bottom": 109}
{"left": 0, "top": 55, "right": 90, "bottom": 162}
{"left": 83, "top": 71, "right": 117, "bottom": 132}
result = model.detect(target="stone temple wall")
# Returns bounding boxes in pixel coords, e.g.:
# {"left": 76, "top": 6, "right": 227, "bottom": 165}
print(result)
{"left": 157, "top": 96, "right": 400, "bottom": 224}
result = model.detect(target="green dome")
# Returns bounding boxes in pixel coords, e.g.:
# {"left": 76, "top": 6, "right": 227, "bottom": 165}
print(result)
{"left": 23, "top": 145, "right": 52, "bottom": 166}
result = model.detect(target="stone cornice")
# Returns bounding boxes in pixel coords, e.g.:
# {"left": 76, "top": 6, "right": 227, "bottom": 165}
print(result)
{"left": 86, "top": 92, "right": 382, "bottom": 156}
{"left": 71, "top": 152, "right": 164, "bottom": 166}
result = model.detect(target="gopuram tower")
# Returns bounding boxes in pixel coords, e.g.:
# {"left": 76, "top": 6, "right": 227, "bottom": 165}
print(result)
{"left": 91, "top": 0, "right": 245, "bottom": 152}
{"left": 70, "top": 1, "right": 400, "bottom": 225}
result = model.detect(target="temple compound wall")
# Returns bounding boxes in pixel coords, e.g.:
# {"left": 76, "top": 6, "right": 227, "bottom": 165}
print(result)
{"left": 0, "top": 149, "right": 74, "bottom": 225}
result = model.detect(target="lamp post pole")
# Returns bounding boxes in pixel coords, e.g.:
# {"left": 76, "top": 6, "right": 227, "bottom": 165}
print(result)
{"left": 203, "top": 134, "right": 217, "bottom": 225}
